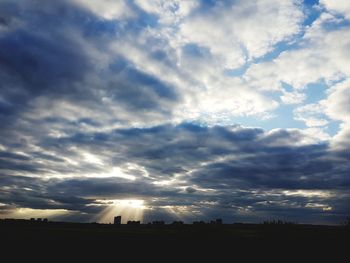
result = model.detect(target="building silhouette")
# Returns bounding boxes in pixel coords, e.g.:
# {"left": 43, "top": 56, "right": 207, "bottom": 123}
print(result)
{"left": 114, "top": 216, "right": 121, "bottom": 225}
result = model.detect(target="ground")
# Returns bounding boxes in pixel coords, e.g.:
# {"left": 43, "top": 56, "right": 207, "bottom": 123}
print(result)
{"left": 1, "top": 220, "right": 349, "bottom": 256}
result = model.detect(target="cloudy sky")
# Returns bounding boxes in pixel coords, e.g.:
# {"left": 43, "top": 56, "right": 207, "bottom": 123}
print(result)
{"left": 0, "top": 0, "right": 350, "bottom": 224}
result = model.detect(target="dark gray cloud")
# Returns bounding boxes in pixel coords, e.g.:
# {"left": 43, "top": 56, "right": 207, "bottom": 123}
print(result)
{"left": 0, "top": 123, "right": 349, "bottom": 224}
{"left": 0, "top": 0, "right": 179, "bottom": 138}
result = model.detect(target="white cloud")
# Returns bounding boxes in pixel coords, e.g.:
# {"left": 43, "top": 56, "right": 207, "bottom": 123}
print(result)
{"left": 175, "top": 78, "right": 279, "bottom": 125}
{"left": 245, "top": 24, "right": 350, "bottom": 91}
{"left": 82, "top": 152, "right": 104, "bottom": 165}
{"left": 242, "top": 13, "right": 350, "bottom": 145}
{"left": 302, "top": 127, "right": 331, "bottom": 142}
{"left": 331, "top": 123, "right": 350, "bottom": 151}
{"left": 322, "top": 79, "right": 350, "bottom": 122}
{"left": 294, "top": 103, "right": 328, "bottom": 127}
{"left": 286, "top": 78, "right": 350, "bottom": 145}
{"left": 322, "top": 79, "right": 350, "bottom": 150}
{"left": 135, "top": 0, "right": 199, "bottom": 24}
{"left": 73, "top": 0, "right": 134, "bottom": 20}
{"left": 320, "top": 0, "right": 350, "bottom": 19}
{"left": 280, "top": 90, "right": 306, "bottom": 104}
{"left": 179, "top": 0, "right": 303, "bottom": 69}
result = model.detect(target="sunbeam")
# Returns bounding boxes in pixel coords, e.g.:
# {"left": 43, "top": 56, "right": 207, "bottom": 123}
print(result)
{"left": 94, "top": 199, "right": 146, "bottom": 224}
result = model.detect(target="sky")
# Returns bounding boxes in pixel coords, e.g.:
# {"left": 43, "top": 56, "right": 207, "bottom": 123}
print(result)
{"left": 0, "top": 0, "right": 350, "bottom": 225}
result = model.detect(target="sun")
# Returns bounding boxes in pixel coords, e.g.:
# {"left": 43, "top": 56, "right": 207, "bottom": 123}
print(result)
{"left": 114, "top": 199, "right": 145, "bottom": 209}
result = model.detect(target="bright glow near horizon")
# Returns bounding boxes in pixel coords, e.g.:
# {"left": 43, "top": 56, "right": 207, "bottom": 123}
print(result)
{"left": 95, "top": 199, "right": 146, "bottom": 224}
{"left": 1, "top": 208, "right": 71, "bottom": 220}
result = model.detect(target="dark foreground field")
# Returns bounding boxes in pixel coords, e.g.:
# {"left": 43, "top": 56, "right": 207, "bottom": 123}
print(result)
{"left": 1, "top": 220, "right": 349, "bottom": 258}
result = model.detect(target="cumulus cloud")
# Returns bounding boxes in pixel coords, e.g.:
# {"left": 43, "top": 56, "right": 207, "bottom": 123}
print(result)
{"left": 178, "top": 0, "right": 303, "bottom": 69}
{"left": 323, "top": 79, "right": 350, "bottom": 123}
{"left": 321, "top": 0, "right": 350, "bottom": 19}
{"left": 322, "top": 79, "right": 350, "bottom": 152}
{"left": 176, "top": 78, "right": 279, "bottom": 124}
{"left": 280, "top": 90, "right": 306, "bottom": 105}
{"left": 243, "top": 10, "right": 350, "bottom": 149}
{"left": 73, "top": 0, "right": 134, "bottom": 20}
{"left": 135, "top": 0, "right": 199, "bottom": 24}
{"left": 244, "top": 10, "right": 350, "bottom": 94}
{"left": 331, "top": 124, "right": 350, "bottom": 154}
{"left": 294, "top": 103, "right": 329, "bottom": 127}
